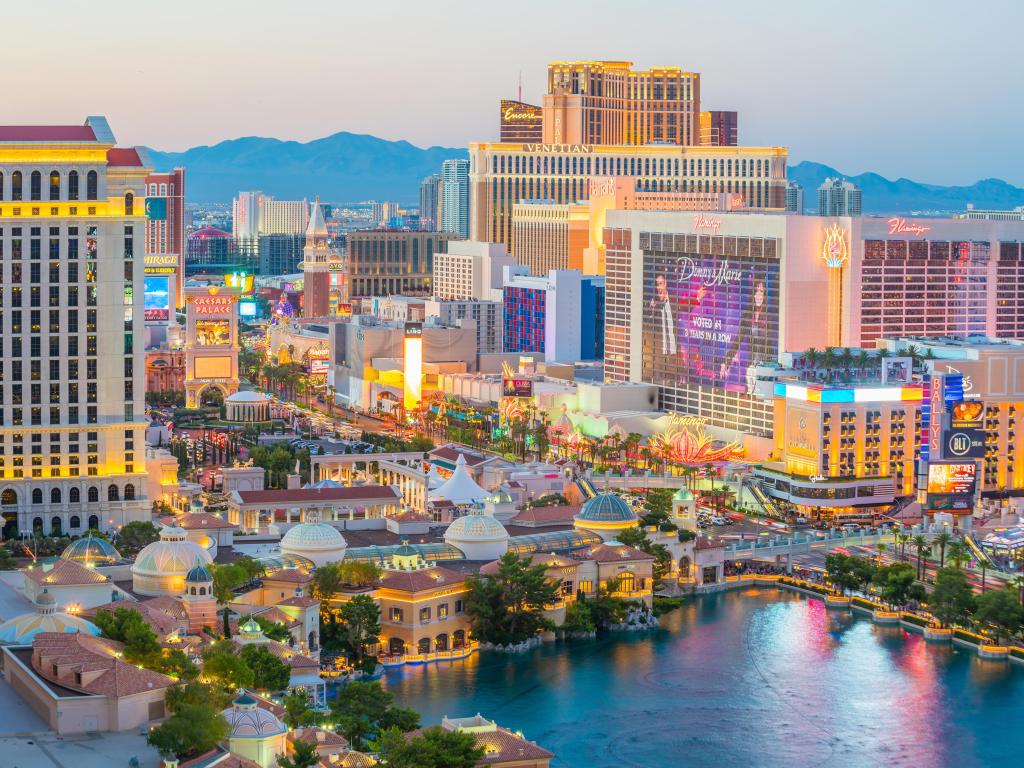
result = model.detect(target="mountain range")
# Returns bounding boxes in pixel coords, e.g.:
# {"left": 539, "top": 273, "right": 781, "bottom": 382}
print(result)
{"left": 148, "top": 133, "right": 1024, "bottom": 214}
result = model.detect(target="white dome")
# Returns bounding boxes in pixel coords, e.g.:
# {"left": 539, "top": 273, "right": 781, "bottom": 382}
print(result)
{"left": 444, "top": 510, "right": 509, "bottom": 561}
{"left": 280, "top": 520, "right": 347, "bottom": 567}
{"left": 222, "top": 693, "right": 287, "bottom": 738}
{"left": 132, "top": 526, "right": 213, "bottom": 596}
{"left": 226, "top": 390, "right": 269, "bottom": 403}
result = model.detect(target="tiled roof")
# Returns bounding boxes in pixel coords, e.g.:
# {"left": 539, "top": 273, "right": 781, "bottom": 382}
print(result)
{"left": 31, "top": 632, "right": 174, "bottom": 697}
{"left": 173, "top": 512, "right": 237, "bottom": 530}
{"left": 695, "top": 536, "right": 725, "bottom": 550}
{"left": 23, "top": 558, "right": 110, "bottom": 586}
{"left": 474, "top": 726, "right": 554, "bottom": 762}
{"left": 0, "top": 125, "right": 97, "bottom": 142}
{"left": 236, "top": 486, "right": 400, "bottom": 504}
{"left": 337, "top": 752, "right": 377, "bottom": 767}
{"left": 264, "top": 569, "right": 313, "bottom": 584}
{"left": 574, "top": 542, "right": 654, "bottom": 564}
{"left": 511, "top": 505, "right": 580, "bottom": 524}
{"left": 377, "top": 565, "right": 466, "bottom": 594}
{"left": 292, "top": 726, "right": 349, "bottom": 750}
{"left": 429, "top": 446, "right": 490, "bottom": 466}
{"left": 278, "top": 596, "right": 320, "bottom": 608}
{"left": 232, "top": 638, "right": 318, "bottom": 670}
{"left": 479, "top": 552, "right": 576, "bottom": 575}
{"left": 250, "top": 606, "right": 301, "bottom": 626}
{"left": 84, "top": 599, "right": 185, "bottom": 638}
{"left": 106, "top": 147, "right": 143, "bottom": 167}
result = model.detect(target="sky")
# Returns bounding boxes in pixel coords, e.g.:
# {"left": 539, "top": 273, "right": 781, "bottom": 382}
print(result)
{"left": 4, "top": 0, "right": 1022, "bottom": 185}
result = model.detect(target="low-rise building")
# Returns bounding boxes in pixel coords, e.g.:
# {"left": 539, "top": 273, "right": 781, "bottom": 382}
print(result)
{"left": 22, "top": 559, "right": 115, "bottom": 612}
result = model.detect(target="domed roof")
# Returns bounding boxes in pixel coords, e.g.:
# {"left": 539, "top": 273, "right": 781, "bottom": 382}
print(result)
{"left": 189, "top": 225, "right": 232, "bottom": 240}
{"left": 280, "top": 520, "right": 347, "bottom": 554}
{"left": 185, "top": 560, "right": 212, "bottom": 583}
{"left": 673, "top": 487, "right": 694, "bottom": 501}
{"left": 575, "top": 493, "right": 638, "bottom": 523}
{"left": 132, "top": 525, "right": 213, "bottom": 578}
{"left": 226, "top": 390, "right": 269, "bottom": 403}
{"left": 304, "top": 478, "right": 344, "bottom": 489}
{"left": 62, "top": 534, "right": 121, "bottom": 566}
{"left": 444, "top": 510, "right": 509, "bottom": 544}
{"left": 0, "top": 590, "right": 100, "bottom": 645}
{"left": 222, "top": 694, "right": 286, "bottom": 739}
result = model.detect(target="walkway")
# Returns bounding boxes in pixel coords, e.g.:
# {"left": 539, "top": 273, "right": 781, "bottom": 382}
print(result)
{"left": 724, "top": 528, "right": 899, "bottom": 561}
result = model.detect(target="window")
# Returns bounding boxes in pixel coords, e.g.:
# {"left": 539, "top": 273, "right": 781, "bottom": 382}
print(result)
{"left": 107, "top": 484, "right": 119, "bottom": 501}
{"left": 68, "top": 171, "right": 79, "bottom": 200}
{"left": 124, "top": 483, "right": 135, "bottom": 500}
{"left": 86, "top": 171, "right": 98, "bottom": 201}
{"left": 30, "top": 171, "right": 41, "bottom": 201}
{"left": 389, "top": 607, "right": 404, "bottom": 622}
{"left": 419, "top": 607, "right": 431, "bottom": 623}
{"left": 32, "top": 488, "right": 42, "bottom": 504}
{"left": 11, "top": 171, "right": 22, "bottom": 201}
{"left": 49, "top": 171, "right": 60, "bottom": 201}
{"left": 70, "top": 488, "right": 80, "bottom": 503}
{"left": 87, "top": 487, "right": 98, "bottom": 503}
{"left": 50, "top": 488, "right": 61, "bottom": 504}
{"left": 124, "top": 192, "right": 134, "bottom": 216}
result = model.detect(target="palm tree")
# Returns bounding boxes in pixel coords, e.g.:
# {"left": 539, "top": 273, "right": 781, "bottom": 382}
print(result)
{"left": 896, "top": 532, "right": 911, "bottom": 562}
{"left": 911, "top": 535, "right": 929, "bottom": 580}
{"left": 1010, "top": 574, "right": 1024, "bottom": 607}
{"left": 804, "top": 347, "right": 819, "bottom": 371}
{"left": 935, "top": 531, "right": 952, "bottom": 568}
{"left": 876, "top": 541, "right": 888, "bottom": 564}
{"left": 839, "top": 347, "right": 854, "bottom": 372}
{"left": 945, "top": 541, "right": 968, "bottom": 570}
{"left": 821, "top": 347, "right": 838, "bottom": 381}
{"left": 855, "top": 349, "right": 871, "bottom": 378}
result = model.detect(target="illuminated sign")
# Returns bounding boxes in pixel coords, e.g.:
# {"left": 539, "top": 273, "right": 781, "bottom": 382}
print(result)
{"left": 821, "top": 223, "right": 849, "bottom": 268}
{"left": 192, "top": 295, "right": 235, "bottom": 316}
{"left": 929, "top": 376, "right": 945, "bottom": 455}
{"left": 146, "top": 266, "right": 176, "bottom": 274}
{"left": 145, "top": 198, "right": 167, "bottom": 220}
{"left": 143, "top": 276, "right": 170, "bottom": 321}
{"left": 927, "top": 461, "right": 977, "bottom": 495}
{"left": 404, "top": 322, "right": 423, "bottom": 338}
{"left": 774, "top": 382, "right": 923, "bottom": 403}
{"left": 502, "top": 378, "right": 534, "bottom": 398}
{"left": 887, "top": 218, "right": 931, "bottom": 236}
{"left": 692, "top": 214, "right": 722, "bottom": 233}
{"left": 225, "top": 272, "right": 255, "bottom": 293}
{"left": 501, "top": 101, "right": 542, "bottom": 122}
{"left": 310, "top": 359, "right": 329, "bottom": 376}
{"left": 144, "top": 254, "right": 178, "bottom": 267}
{"left": 524, "top": 143, "right": 594, "bottom": 154}
{"left": 238, "top": 300, "right": 257, "bottom": 318}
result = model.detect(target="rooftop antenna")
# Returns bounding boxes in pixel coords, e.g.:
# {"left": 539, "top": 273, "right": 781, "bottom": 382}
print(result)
{"left": 518, "top": 71, "right": 522, "bottom": 103}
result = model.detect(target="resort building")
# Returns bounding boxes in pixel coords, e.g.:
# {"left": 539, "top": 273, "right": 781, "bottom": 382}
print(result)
{"left": 425, "top": 714, "right": 553, "bottom": 767}
{"left": 572, "top": 493, "right": 640, "bottom": 540}
{"left": 346, "top": 230, "right": 460, "bottom": 297}
{"left": 0, "top": 589, "right": 101, "bottom": 645}
{"left": 221, "top": 691, "right": 289, "bottom": 768}
{"left": 131, "top": 524, "right": 214, "bottom": 597}
{"left": 279, "top": 510, "right": 348, "bottom": 566}
{"left": 431, "top": 240, "right": 513, "bottom": 301}
{"left": 22, "top": 558, "right": 115, "bottom": 611}
{"left": 227, "top": 485, "right": 403, "bottom": 533}
{"left": 233, "top": 618, "right": 326, "bottom": 707}
{"left": 572, "top": 540, "right": 655, "bottom": 608}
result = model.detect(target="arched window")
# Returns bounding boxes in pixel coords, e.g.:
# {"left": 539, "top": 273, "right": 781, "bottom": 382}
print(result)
{"left": 86, "top": 171, "right": 98, "bottom": 201}
{"left": 32, "top": 517, "right": 43, "bottom": 534}
{"left": 70, "top": 515, "right": 81, "bottom": 530}
{"left": 107, "top": 484, "right": 119, "bottom": 501}
{"left": 68, "top": 170, "right": 79, "bottom": 200}
{"left": 50, "top": 517, "right": 62, "bottom": 536}
{"left": 32, "top": 488, "right": 43, "bottom": 504}
{"left": 87, "top": 514, "right": 99, "bottom": 530}
{"left": 51, "top": 488, "right": 61, "bottom": 504}
{"left": 12, "top": 171, "right": 22, "bottom": 201}
{"left": 30, "top": 171, "right": 41, "bottom": 201}
{"left": 124, "top": 484, "right": 135, "bottom": 501}
{"left": 70, "top": 487, "right": 80, "bottom": 504}
{"left": 87, "top": 486, "right": 99, "bottom": 503}
{"left": 49, "top": 171, "right": 60, "bottom": 201}
{"left": 0, "top": 171, "right": 4, "bottom": 200}
{"left": 0, "top": 489, "right": 15, "bottom": 506}
{"left": 124, "top": 192, "right": 134, "bottom": 216}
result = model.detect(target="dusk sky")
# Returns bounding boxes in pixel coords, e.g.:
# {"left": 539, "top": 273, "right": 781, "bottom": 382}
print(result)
{"left": 5, "top": 0, "right": 1022, "bottom": 185}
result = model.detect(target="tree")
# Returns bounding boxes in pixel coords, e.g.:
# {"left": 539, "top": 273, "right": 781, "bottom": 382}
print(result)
{"left": 337, "top": 594, "right": 381, "bottom": 670}
{"left": 824, "top": 553, "right": 865, "bottom": 596}
{"left": 465, "top": 552, "right": 559, "bottom": 645}
{"left": 561, "top": 599, "right": 596, "bottom": 635}
{"left": 911, "top": 535, "right": 930, "bottom": 580}
{"left": 240, "top": 644, "right": 291, "bottom": 693}
{"left": 1010, "top": 574, "right": 1024, "bottom": 607}
{"left": 934, "top": 531, "right": 952, "bottom": 568}
{"left": 377, "top": 725, "right": 484, "bottom": 768}
{"left": 148, "top": 702, "right": 229, "bottom": 760}
{"left": 330, "top": 681, "right": 420, "bottom": 750}
{"left": 165, "top": 681, "right": 232, "bottom": 714}
{"left": 245, "top": 614, "right": 292, "bottom": 643}
{"left": 974, "top": 588, "right": 1024, "bottom": 645}
{"left": 281, "top": 691, "right": 314, "bottom": 729}
{"left": 872, "top": 562, "right": 924, "bottom": 609}
{"left": 154, "top": 648, "right": 200, "bottom": 681}
{"left": 211, "top": 562, "right": 249, "bottom": 604}
{"left": 93, "top": 606, "right": 162, "bottom": 664}
{"left": 117, "top": 520, "right": 161, "bottom": 553}
{"left": 616, "top": 527, "right": 672, "bottom": 583}
{"left": 928, "top": 567, "right": 976, "bottom": 628}
{"left": 202, "top": 641, "right": 254, "bottom": 690}
{"left": 277, "top": 739, "right": 320, "bottom": 768}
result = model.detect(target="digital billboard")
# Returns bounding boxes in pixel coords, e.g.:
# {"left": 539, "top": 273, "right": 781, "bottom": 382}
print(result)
{"left": 310, "top": 359, "right": 329, "bottom": 375}
{"left": 238, "top": 300, "right": 257, "bottom": 318}
{"left": 502, "top": 378, "right": 534, "bottom": 399}
{"left": 195, "top": 320, "right": 231, "bottom": 346}
{"left": 927, "top": 461, "right": 978, "bottom": 513}
{"left": 643, "top": 245, "right": 780, "bottom": 394}
{"left": 144, "top": 275, "right": 170, "bottom": 321}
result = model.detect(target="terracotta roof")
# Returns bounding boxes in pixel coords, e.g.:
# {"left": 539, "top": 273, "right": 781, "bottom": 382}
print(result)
{"left": 391, "top": 510, "right": 432, "bottom": 522}
{"left": 250, "top": 606, "right": 301, "bottom": 626}
{"left": 84, "top": 599, "right": 185, "bottom": 638}
{"left": 377, "top": 565, "right": 466, "bottom": 594}
{"left": 106, "top": 147, "right": 142, "bottom": 167}
{"left": 429, "top": 446, "right": 490, "bottom": 466}
{"left": 511, "top": 505, "right": 580, "bottom": 525}
{"left": 24, "top": 558, "right": 109, "bottom": 587}
{"left": 474, "top": 726, "right": 554, "bottom": 762}
{"left": 232, "top": 638, "right": 318, "bottom": 670}
{"left": 0, "top": 125, "right": 96, "bottom": 142}
{"left": 236, "top": 486, "right": 400, "bottom": 504}
{"left": 574, "top": 542, "right": 654, "bottom": 564}
{"left": 173, "top": 512, "right": 237, "bottom": 530}
{"left": 264, "top": 568, "right": 314, "bottom": 584}
{"left": 278, "top": 595, "right": 320, "bottom": 608}
{"left": 30, "top": 632, "right": 174, "bottom": 697}
{"left": 695, "top": 536, "right": 725, "bottom": 550}
{"left": 292, "top": 726, "right": 349, "bottom": 751}
{"left": 479, "top": 552, "right": 576, "bottom": 575}
{"left": 337, "top": 752, "right": 377, "bottom": 768}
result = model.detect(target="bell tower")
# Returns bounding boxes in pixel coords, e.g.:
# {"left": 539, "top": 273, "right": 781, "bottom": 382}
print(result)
{"left": 182, "top": 560, "right": 217, "bottom": 635}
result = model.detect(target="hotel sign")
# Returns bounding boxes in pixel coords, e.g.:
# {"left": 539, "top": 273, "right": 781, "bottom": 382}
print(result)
{"left": 501, "top": 101, "right": 542, "bottom": 123}
{"left": 888, "top": 218, "right": 931, "bottom": 236}
{"left": 524, "top": 143, "right": 594, "bottom": 154}
{"left": 192, "top": 295, "right": 235, "bottom": 316}
{"left": 692, "top": 214, "right": 722, "bottom": 233}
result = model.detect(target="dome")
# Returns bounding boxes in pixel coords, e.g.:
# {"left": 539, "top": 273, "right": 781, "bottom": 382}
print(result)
{"left": 132, "top": 525, "right": 214, "bottom": 596}
{"left": 62, "top": 534, "right": 121, "bottom": 567}
{"left": 185, "top": 561, "right": 212, "bottom": 583}
{"left": 280, "top": 515, "right": 347, "bottom": 567}
{"left": 189, "top": 225, "right": 232, "bottom": 240}
{"left": 0, "top": 591, "right": 100, "bottom": 645}
{"left": 443, "top": 510, "right": 510, "bottom": 561}
{"left": 673, "top": 487, "right": 694, "bottom": 501}
{"left": 226, "top": 390, "right": 269, "bottom": 403}
{"left": 576, "top": 493, "right": 638, "bottom": 523}
{"left": 222, "top": 694, "right": 287, "bottom": 739}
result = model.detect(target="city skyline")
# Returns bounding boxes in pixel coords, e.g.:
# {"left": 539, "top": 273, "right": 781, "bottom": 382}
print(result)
{"left": 3, "top": 0, "right": 1022, "bottom": 185}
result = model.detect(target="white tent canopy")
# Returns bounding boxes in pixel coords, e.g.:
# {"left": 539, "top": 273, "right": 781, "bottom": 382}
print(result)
{"left": 428, "top": 454, "right": 489, "bottom": 505}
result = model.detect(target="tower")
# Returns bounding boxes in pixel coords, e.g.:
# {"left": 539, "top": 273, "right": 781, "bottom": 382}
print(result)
{"left": 182, "top": 560, "right": 217, "bottom": 635}
{"left": 300, "top": 198, "right": 339, "bottom": 317}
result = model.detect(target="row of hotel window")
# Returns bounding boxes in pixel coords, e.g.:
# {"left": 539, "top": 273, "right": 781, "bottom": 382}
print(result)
{"left": 0, "top": 405, "right": 135, "bottom": 428}
{"left": 0, "top": 225, "right": 133, "bottom": 256}
{"left": 492, "top": 154, "right": 772, "bottom": 179}
{"left": 388, "top": 601, "right": 465, "bottom": 624}
{"left": 0, "top": 171, "right": 99, "bottom": 201}
{"left": 1, "top": 485, "right": 137, "bottom": 504}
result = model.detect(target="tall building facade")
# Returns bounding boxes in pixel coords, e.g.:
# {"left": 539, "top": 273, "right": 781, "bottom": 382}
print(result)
{"left": 469, "top": 142, "right": 788, "bottom": 253}
{"left": 512, "top": 201, "right": 589, "bottom": 274}
{"left": 144, "top": 168, "right": 185, "bottom": 309}
{"left": 232, "top": 191, "right": 262, "bottom": 239}
{"left": 424, "top": 298, "right": 503, "bottom": 354}
{"left": 256, "top": 234, "right": 305, "bottom": 276}
{"left": 785, "top": 181, "right": 804, "bottom": 214}
{"left": 818, "top": 178, "right": 862, "bottom": 216}
{"left": 0, "top": 117, "right": 150, "bottom": 536}
{"left": 347, "top": 230, "right": 460, "bottom": 297}
{"left": 419, "top": 175, "right": 440, "bottom": 231}
{"left": 432, "top": 240, "right": 513, "bottom": 301}
{"left": 543, "top": 61, "right": 700, "bottom": 146}
{"left": 503, "top": 268, "right": 604, "bottom": 363}
{"left": 440, "top": 160, "right": 470, "bottom": 239}
{"left": 301, "top": 200, "right": 343, "bottom": 317}
{"left": 371, "top": 201, "right": 401, "bottom": 225}
{"left": 499, "top": 100, "right": 543, "bottom": 142}
{"left": 231, "top": 192, "right": 308, "bottom": 237}
{"left": 699, "top": 111, "right": 738, "bottom": 146}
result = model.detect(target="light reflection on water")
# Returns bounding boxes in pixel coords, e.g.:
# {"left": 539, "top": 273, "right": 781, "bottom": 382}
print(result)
{"left": 381, "top": 589, "right": 1024, "bottom": 768}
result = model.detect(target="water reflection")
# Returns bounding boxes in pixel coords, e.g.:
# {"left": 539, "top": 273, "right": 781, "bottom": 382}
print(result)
{"left": 384, "top": 589, "right": 1024, "bottom": 768}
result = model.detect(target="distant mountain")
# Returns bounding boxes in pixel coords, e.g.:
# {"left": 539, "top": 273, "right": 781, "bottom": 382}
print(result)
{"left": 788, "top": 161, "right": 1024, "bottom": 215}
{"left": 148, "top": 132, "right": 1024, "bottom": 214}
{"left": 146, "top": 132, "right": 468, "bottom": 204}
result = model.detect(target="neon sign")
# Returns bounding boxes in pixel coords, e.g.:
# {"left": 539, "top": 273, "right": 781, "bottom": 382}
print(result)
{"left": 888, "top": 218, "right": 931, "bottom": 236}
{"left": 693, "top": 214, "right": 722, "bottom": 233}
{"left": 821, "top": 223, "right": 849, "bottom": 268}
{"left": 524, "top": 143, "right": 594, "bottom": 154}
{"left": 192, "top": 295, "right": 234, "bottom": 316}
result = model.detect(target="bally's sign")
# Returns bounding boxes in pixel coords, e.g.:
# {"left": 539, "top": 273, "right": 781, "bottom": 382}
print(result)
{"left": 524, "top": 143, "right": 594, "bottom": 154}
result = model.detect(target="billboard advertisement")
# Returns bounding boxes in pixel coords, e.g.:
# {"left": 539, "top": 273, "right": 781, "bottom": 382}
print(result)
{"left": 145, "top": 198, "right": 167, "bottom": 220}
{"left": 945, "top": 400, "right": 985, "bottom": 459}
{"left": 785, "top": 405, "right": 820, "bottom": 460}
{"left": 927, "top": 461, "right": 978, "bottom": 512}
{"left": 502, "top": 378, "right": 534, "bottom": 399}
{"left": 144, "top": 275, "right": 170, "bottom": 321}
{"left": 310, "top": 359, "right": 329, "bottom": 375}
{"left": 643, "top": 247, "right": 780, "bottom": 394}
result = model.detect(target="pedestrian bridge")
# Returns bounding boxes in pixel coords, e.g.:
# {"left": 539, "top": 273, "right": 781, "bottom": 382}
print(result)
{"left": 723, "top": 528, "right": 901, "bottom": 560}
{"left": 587, "top": 471, "right": 691, "bottom": 491}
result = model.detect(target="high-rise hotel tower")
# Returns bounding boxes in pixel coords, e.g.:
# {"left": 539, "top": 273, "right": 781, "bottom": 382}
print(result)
{"left": 0, "top": 117, "right": 150, "bottom": 537}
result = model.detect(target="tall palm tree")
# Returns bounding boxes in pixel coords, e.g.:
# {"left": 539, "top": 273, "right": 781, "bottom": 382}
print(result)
{"left": 839, "top": 347, "right": 854, "bottom": 372}
{"left": 821, "top": 347, "right": 838, "bottom": 381}
{"left": 911, "top": 535, "right": 929, "bottom": 579}
{"left": 896, "top": 532, "right": 911, "bottom": 562}
{"left": 1010, "top": 574, "right": 1024, "bottom": 607}
{"left": 855, "top": 349, "right": 871, "bottom": 377}
{"left": 935, "top": 531, "right": 952, "bottom": 568}
{"left": 804, "top": 347, "right": 819, "bottom": 370}
{"left": 945, "top": 541, "right": 968, "bottom": 570}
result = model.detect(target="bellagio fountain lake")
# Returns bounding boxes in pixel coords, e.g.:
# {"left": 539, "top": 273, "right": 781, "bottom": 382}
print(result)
{"left": 382, "top": 588, "right": 1024, "bottom": 768}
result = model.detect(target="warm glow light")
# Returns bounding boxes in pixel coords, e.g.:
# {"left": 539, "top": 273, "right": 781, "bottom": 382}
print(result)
{"left": 403, "top": 334, "right": 423, "bottom": 411}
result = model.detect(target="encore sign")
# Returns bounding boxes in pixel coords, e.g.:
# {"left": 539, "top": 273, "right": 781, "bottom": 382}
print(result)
{"left": 192, "top": 295, "right": 234, "bottom": 316}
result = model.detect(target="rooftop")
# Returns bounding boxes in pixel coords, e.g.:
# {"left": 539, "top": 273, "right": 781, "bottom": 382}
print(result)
{"left": 30, "top": 632, "right": 174, "bottom": 697}
{"left": 23, "top": 559, "right": 110, "bottom": 587}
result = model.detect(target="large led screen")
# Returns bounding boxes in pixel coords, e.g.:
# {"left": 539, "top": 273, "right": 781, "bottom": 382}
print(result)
{"left": 927, "top": 461, "right": 977, "bottom": 495}
{"left": 643, "top": 244, "right": 780, "bottom": 394}
{"left": 144, "top": 276, "right": 170, "bottom": 321}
